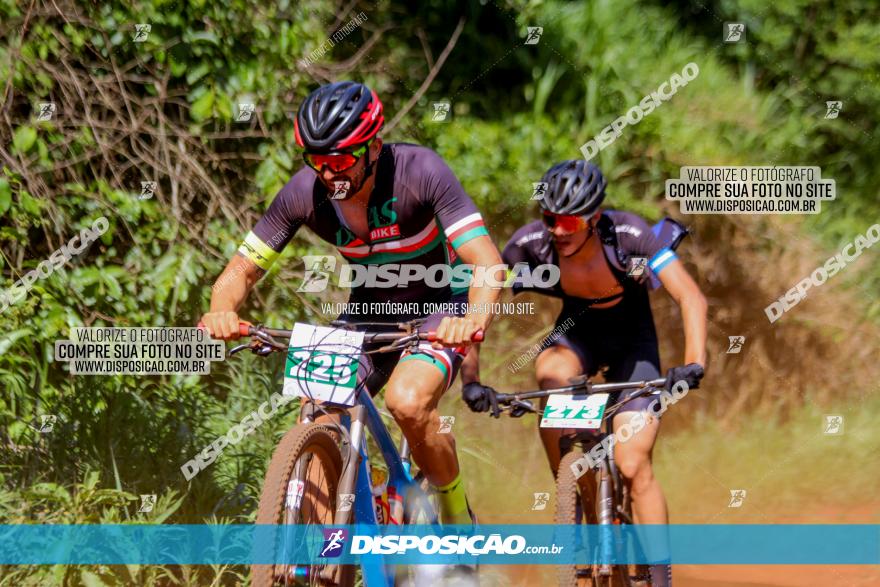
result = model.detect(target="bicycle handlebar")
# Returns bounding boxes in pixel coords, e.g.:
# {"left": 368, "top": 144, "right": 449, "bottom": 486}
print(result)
{"left": 495, "top": 377, "right": 666, "bottom": 403}
{"left": 196, "top": 321, "right": 484, "bottom": 352}
{"left": 488, "top": 377, "right": 667, "bottom": 418}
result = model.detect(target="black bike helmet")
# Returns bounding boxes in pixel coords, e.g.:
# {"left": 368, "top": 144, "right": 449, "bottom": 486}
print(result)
{"left": 295, "top": 81, "right": 384, "bottom": 153}
{"left": 539, "top": 160, "right": 607, "bottom": 216}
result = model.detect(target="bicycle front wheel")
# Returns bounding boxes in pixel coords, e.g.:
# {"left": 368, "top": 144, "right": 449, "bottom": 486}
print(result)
{"left": 556, "top": 450, "right": 594, "bottom": 587}
{"left": 252, "top": 422, "right": 349, "bottom": 587}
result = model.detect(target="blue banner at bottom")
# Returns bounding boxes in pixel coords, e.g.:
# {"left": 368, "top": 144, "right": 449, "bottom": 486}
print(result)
{"left": 0, "top": 524, "right": 877, "bottom": 565}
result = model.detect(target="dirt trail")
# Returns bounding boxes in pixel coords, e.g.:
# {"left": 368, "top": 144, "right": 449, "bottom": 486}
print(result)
{"left": 490, "top": 501, "right": 880, "bottom": 586}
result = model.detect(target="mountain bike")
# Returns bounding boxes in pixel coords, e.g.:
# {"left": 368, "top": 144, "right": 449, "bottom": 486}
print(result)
{"left": 485, "top": 376, "right": 667, "bottom": 587}
{"left": 215, "top": 319, "right": 481, "bottom": 587}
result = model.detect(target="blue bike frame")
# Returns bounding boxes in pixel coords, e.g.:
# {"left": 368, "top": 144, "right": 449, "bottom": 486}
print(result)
{"left": 304, "top": 389, "right": 439, "bottom": 587}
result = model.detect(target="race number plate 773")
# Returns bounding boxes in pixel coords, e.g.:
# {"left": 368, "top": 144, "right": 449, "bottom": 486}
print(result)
{"left": 539, "top": 393, "right": 609, "bottom": 429}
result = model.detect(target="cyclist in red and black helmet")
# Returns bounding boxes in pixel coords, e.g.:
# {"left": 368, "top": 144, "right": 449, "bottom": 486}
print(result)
{"left": 203, "top": 81, "right": 504, "bottom": 536}
{"left": 294, "top": 81, "right": 385, "bottom": 196}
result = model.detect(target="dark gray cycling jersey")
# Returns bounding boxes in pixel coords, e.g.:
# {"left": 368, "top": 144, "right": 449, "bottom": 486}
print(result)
{"left": 238, "top": 143, "right": 489, "bottom": 303}
{"left": 501, "top": 210, "right": 678, "bottom": 303}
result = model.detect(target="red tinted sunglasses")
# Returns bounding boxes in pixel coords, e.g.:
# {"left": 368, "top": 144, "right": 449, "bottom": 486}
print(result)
{"left": 303, "top": 141, "right": 370, "bottom": 173}
{"left": 542, "top": 211, "right": 590, "bottom": 233}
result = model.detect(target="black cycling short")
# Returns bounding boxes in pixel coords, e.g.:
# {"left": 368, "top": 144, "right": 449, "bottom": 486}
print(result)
{"left": 548, "top": 286, "right": 662, "bottom": 414}
{"left": 338, "top": 294, "right": 468, "bottom": 396}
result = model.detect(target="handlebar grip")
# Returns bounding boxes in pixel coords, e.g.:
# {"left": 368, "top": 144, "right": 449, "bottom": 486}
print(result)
{"left": 425, "top": 329, "right": 485, "bottom": 343}
{"left": 196, "top": 321, "right": 252, "bottom": 337}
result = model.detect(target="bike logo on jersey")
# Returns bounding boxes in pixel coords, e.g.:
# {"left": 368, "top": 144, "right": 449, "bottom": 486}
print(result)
{"left": 320, "top": 528, "right": 348, "bottom": 558}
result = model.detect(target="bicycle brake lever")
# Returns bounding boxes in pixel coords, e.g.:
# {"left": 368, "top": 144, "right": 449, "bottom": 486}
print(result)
{"left": 488, "top": 388, "right": 501, "bottom": 419}
{"left": 509, "top": 400, "right": 535, "bottom": 417}
{"left": 228, "top": 343, "right": 250, "bottom": 355}
{"left": 255, "top": 344, "right": 275, "bottom": 356}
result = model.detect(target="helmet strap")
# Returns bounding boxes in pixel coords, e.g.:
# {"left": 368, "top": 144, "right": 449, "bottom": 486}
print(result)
{"left": 347, "top": 143, "right": 377, "bottom": 195}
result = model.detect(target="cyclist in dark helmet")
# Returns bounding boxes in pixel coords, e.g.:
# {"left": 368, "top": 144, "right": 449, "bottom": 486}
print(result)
{"left": 461, "top": 159, "right": 707, "bottom": 587}
{"left": 294, "top": 80, "right": 385, "bottom": 196}
{"left": 202, "top": 82, "right": 504, "bottom": 537}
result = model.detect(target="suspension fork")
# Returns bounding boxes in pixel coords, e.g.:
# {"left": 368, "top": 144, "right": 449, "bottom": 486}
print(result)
{"left": 334, "top": 404, "right": 365, "bottom": 525}
{"left": 596, "top": 456, "right": 614, "bottom": 576}
{"left": 595, "top": 420, "right": 617, "bottom": 577}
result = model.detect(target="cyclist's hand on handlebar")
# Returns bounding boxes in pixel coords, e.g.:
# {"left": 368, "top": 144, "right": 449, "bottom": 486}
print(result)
{"left": 432, "top": 316, "right": 483, "bottom": 349}
{"left": 199, "top": 311, "right": 245, "bottom": 340}
{"left": 462, "top": 382, "right": 495, "bottom": 412}
{"left": 664, "top": 363, "right": 704, "bottom": 391}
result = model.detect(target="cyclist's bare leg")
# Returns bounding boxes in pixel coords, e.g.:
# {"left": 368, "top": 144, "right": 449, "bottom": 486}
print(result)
{"left": 384, "top": 359, "right": 475, "bottom": 524}
{"left": 535, "top": 345, "right": 583, "bottom": 476}
{"left": 613, "top": 410, "right": 672, "bottom": 585}
{"left": 611, "top": 410, "right": 667, "bottom": 524}
{"left": 383, "top": 359, "right": 453, "bottom": 484}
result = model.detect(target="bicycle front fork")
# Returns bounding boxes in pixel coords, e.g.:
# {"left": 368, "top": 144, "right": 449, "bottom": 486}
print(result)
{"left": 596, "top": 459, "right": 615, "bottom": 577}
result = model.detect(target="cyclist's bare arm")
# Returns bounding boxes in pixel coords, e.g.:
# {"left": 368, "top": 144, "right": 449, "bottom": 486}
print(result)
{"left": 202, "top": 254, "right": 265, "bottom": 340}
{"left": 460, "top": 284, "right": 530, "bottom": 384}
{"left": 460, "top": 344, "right": 481, "bottom": 384}
{"left": 433, "top": 234, "right": 503, "bottom": 347}
{"left": 657, "top": 258, "right": 708, "bottom": 366}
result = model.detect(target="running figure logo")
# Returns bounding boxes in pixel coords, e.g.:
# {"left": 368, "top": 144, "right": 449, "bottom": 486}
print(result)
{"left": 628, "top": 257, "right": 648, "bottom": 277}
{"left": 337, "top": 494, "right": 355, "bottom": 512}
{"left": 728, "top": 489, "right": 747, "bottom": 508}
{"left": 438, "top": 416, "right": 455, "bottom": 434}
{"left": 140, "top": 181, "right": 157, "bottom": 200}
{"left": 524, "top": 27, "right": 543, "bottom": 45}
{"left": 138, "top": 494, "right": 157, "bottom": 513}
{"left": 320, "top": 528, "right": 348, "bottom": 558}
{"left": 824, "top": 101, "right": 842, "bottom": 119}
{"left": 531, "top": 492, "right": 550, "bottom": 510}
{"left": 532, "top": 182, "right": 547, "bottom": 201}
{"left": 332, "top": 180, "right": 350, "bottom": 200}
{"left": 38, "top": 414, "right": 57, "bottom": 433}
{"left": 727, "top": 336, "right": 745, "bottom": 354}
{"left": 37, "top": 102, "right": 56, "bottom": 121}
{"left": 823, "top": 415, "right": 843, "bottom": 435}
{"left": 724, "top": 23, "right": 745, "bottom": 43}
{"left": 432, "top": 102, "right": 450, "bottom": 122}
{"left": 237, "top": 103, "right": 255, "bottom": 122}
{"left": 298, "top": 255, "right": 336, "bottom": 293}
{"left": 133, "top": 24, "right": 151, "bottom": 42}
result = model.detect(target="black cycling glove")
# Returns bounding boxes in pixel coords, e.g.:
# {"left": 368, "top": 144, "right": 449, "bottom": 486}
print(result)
{"left": 664, "top": 363, "right": 704, "bottom": 391}
{"left": 462, "top": 382, "right": 495, "bottom": 412}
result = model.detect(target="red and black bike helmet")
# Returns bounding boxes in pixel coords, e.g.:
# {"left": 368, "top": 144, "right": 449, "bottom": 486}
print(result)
{"left": 294, "top": 81, "right": 384, "bottom": 153}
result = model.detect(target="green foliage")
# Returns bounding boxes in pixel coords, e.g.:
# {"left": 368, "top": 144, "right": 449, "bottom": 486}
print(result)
{"left": 0, "top": 0, "right": 878, "bottom": 584}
